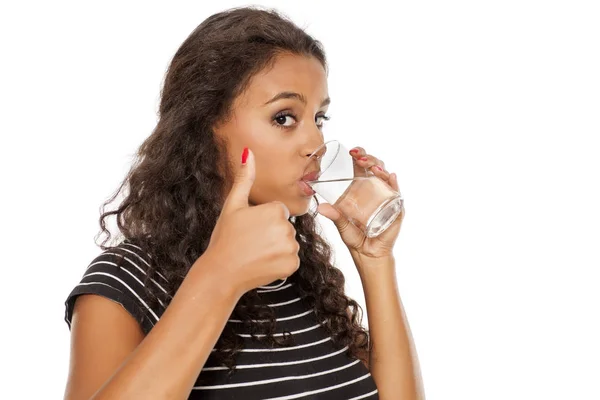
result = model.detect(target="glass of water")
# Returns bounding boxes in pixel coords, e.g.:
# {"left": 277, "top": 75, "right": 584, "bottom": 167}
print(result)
{"left": 302, "top": 140, "right": 404, "bottom": 238}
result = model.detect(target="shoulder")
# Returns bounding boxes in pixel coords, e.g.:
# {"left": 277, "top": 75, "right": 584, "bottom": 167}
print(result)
{"left": 64, "top": 239, "right": 167, "bottom": 335}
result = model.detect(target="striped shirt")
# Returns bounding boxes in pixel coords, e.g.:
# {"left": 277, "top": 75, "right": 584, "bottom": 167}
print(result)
{"left": 64, "top": 240, "right": 379, "bottom": 399}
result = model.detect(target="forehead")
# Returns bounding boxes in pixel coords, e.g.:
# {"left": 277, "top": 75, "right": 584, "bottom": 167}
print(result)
{"left": 240, "top": 53, "right": 328, "bottom": 106}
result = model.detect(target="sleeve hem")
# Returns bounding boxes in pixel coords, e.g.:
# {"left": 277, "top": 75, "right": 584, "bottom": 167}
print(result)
{"left": 64, "top": 283, "right": 155, "bottom": 335}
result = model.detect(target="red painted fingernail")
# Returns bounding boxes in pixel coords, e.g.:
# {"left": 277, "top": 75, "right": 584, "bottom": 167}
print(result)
{"left": 241, "top": 147, "right": 249, "bottom": 164}
{"left": 360, "top": 157, "right": 368, "bottom": 161}
{"left": 350, "top": 149, "right": 359, "bottom": 154}
{"left": 375, "top": 165, "right": 383, "bottom": 171}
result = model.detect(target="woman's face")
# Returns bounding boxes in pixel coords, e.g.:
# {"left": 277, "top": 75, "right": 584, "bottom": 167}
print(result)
{"left": 214, "top": 53, "right": 329, "bottom": 217}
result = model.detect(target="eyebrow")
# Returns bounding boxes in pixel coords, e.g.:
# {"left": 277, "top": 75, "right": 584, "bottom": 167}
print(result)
{"left": 263, "top": 91, "right": 331, "bottom": 107}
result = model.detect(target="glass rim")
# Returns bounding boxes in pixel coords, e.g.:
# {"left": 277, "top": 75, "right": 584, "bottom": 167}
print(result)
{"left": 306, "top": 139, "right": 339, "bottom": 160}
{"left": 302, "top": 140, "right": 341, "bottom": 182}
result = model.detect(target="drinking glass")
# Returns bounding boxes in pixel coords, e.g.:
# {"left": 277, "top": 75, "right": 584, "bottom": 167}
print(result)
{"left": 301, "top": 140, "right": 404, "bottom": 238}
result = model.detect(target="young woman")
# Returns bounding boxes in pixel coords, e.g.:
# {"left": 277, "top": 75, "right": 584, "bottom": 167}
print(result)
{"left": 63, "top": 6, "right": 423, "bottom": 400}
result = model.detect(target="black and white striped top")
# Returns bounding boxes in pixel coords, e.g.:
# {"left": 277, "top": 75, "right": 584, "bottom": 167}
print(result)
{"left": 64, "top": 240, "right": 379, "bottom": 399}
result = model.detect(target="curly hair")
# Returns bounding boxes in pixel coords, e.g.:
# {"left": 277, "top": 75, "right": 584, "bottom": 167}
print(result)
{"left": 95, "top": 5, "right": 370, "bottom": 374}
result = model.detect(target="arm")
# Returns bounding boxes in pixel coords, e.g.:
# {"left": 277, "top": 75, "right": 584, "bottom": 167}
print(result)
{"left": 64, "top": 252, "right": 239, "bottom": 400}
{"left": 352, "top": 254, "right": 426, "bottom": 400}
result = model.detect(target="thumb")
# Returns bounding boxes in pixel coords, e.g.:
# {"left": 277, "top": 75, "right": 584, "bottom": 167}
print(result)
{"left": 318, "top": 203, "right": 354, "bottom": 233}
{"left": 222, "top": 147, "right": 255, "bottom": 214}
{"left": 317, "top": 203, "right": 344, "bottom": 223}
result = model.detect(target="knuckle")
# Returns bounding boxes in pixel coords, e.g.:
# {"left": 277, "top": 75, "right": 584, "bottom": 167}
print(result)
{"left": 290, "top": 238, "right": 300, "bottom": 253}
{"left": 287, "top": 255, "right": 300, "bottom": 272}
{"left": 287, "top": 238, "right": 299, "bottom": 254}
{"left": 287, "top": 224, "right": 297, "bottom": 238}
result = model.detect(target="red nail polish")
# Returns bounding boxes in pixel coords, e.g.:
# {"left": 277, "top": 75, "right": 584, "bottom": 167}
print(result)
{"left": 350, "top": 149, "right": 359, "bottom": 154}
{"left": 360, "top": 157, "right": 368, "bottom": 161}
{"left": 375, "top": 165, "right": 383, "bottom": 171}
{"left": 241, "top": 147, "right": 249, "bottom": 164}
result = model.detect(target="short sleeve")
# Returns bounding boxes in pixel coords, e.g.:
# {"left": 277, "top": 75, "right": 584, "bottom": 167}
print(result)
{"left": 64, "top": 242, "right": 165, "bottom": 335}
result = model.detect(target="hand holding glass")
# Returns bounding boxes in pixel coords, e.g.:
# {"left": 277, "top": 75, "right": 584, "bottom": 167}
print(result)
{"left": 302, "top": 140, "right": 404, "bottom": 238}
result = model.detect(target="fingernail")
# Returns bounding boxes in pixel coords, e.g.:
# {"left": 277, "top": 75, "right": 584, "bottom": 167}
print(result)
{"left": 375, "top": 165, "right": 383, "bottom": 171}
{"left": 360, "top": 157, "right": 368, "bottom": 161}
{"left": 350, "top": 148, "right": 359, "bottom": 154}
{"left": 241, "top": 147, "right": 249, "bottom": 164}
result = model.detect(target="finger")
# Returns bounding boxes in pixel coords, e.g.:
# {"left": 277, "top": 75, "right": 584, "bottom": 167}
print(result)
{"left": 317, "top": 203, "right": 343, "bottom": 223}
{"left": 356, "top": 154, "right": 385, "bottom": 170}
{"left": 318, "top": 203, "right": 351, "bottom": 231}
{"left": 389, "top": 172, "right": 400, "bottom": 192}
{"left": 371, "top": 164, "right": 390, "bottom": 181}
{"left": 349, "top": 146, "right": 366, "bottom": 158}
{"left": 221, "top": 147, "right": 255, "bottom": 215}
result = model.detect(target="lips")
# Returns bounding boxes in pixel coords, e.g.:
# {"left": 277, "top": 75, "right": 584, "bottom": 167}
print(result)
{"left": 300, "top": 170, "right": 320, "bottom": 182}
{"left": 298, "top": 180, "right": 316, "bottom": 196}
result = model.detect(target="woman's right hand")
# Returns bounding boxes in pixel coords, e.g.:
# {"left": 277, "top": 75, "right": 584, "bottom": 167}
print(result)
{"left": 201, "top": 147, "right": 300, "bottom": 298}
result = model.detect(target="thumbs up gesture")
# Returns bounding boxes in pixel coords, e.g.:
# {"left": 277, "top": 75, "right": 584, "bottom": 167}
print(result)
{"left": 203, "top": 147, "right": 301, "bottom": 298}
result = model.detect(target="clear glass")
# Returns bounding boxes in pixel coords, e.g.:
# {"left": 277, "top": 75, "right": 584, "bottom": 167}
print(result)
{"left": 302, "top": 140, "right": 404, "bottom": 238}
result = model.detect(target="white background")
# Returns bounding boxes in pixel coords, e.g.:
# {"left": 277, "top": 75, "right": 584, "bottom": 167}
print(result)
{"left": 1, "top": 1, "right": 599, "bottom": 399}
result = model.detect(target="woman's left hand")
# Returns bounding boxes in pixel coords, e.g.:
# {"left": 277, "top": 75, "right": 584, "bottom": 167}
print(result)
{"left": 316, "top": 146, "right": 405, "bottom": 261}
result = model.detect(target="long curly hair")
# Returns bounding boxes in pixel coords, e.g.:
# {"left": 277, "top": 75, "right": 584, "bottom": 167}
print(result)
{"left": 95, "top": 6, "right": 370, "bottom": 373}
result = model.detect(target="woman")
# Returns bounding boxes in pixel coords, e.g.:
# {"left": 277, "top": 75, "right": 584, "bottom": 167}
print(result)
{"left": 63, "top": 6, "right": 423, "bottom": 400}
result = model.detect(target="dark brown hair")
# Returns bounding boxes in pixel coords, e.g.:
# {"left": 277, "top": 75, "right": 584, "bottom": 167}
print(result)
{"left": 96, "top": 5, "right": 370, "bottom": 373}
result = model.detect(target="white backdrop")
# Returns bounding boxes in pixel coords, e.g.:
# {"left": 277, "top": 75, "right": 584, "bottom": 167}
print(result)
{"left": 1, "top": 1, "right": 599, "bottom": 399}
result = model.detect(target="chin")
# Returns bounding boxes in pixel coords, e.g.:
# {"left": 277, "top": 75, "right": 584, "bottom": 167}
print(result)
{"left": 287, "top": 196, "right": 313, "bottom": 218}
{"left": 290, "top": 208, "right": 310, "bottom": 218}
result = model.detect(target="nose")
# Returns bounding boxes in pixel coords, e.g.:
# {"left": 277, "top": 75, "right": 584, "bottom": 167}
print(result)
{"left": 302, "top": 141, "right": 326, "bottom": 178}
{"left": 302, "top": 123, "right": 326, "bottom": 163}
{"left": 304, "top": 135, "right": 326, "bottom": 159}
{"left": 305, "top": 143, "right": 326, "bottom": 161}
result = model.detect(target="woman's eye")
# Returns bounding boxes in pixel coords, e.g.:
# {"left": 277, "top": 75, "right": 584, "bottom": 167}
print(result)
{"left": 316, "top": 114, "right": 331, "bottom": 127}
{"left": 272, "top": 112, "right": 331, "bottom": 129}
{"left": 274, "top": 114, "right": 295, "bottom": 127}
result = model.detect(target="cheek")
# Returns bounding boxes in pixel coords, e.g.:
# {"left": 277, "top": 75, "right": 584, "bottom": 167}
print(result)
{"left": 227, "top": 114, "right": 269, "bottom": 151}
{"left": 256, "top": 159, "right": 292, "bottom": 191}
{"left": 251, "top": 157, "right": 299, "bottom": 200}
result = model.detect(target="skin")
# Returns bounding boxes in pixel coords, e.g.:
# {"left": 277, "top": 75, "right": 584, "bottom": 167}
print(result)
{"left": 213, "top": 52, "right": 330, "bottom": 216}
{"left": 214, "top": 52, "right": 424, "bottom": 399}
{"left": 64, "top": 53, "right": 332, "bottom": 400}
{"left": 65, "top": 52, "right": 424, "bottom": 399}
